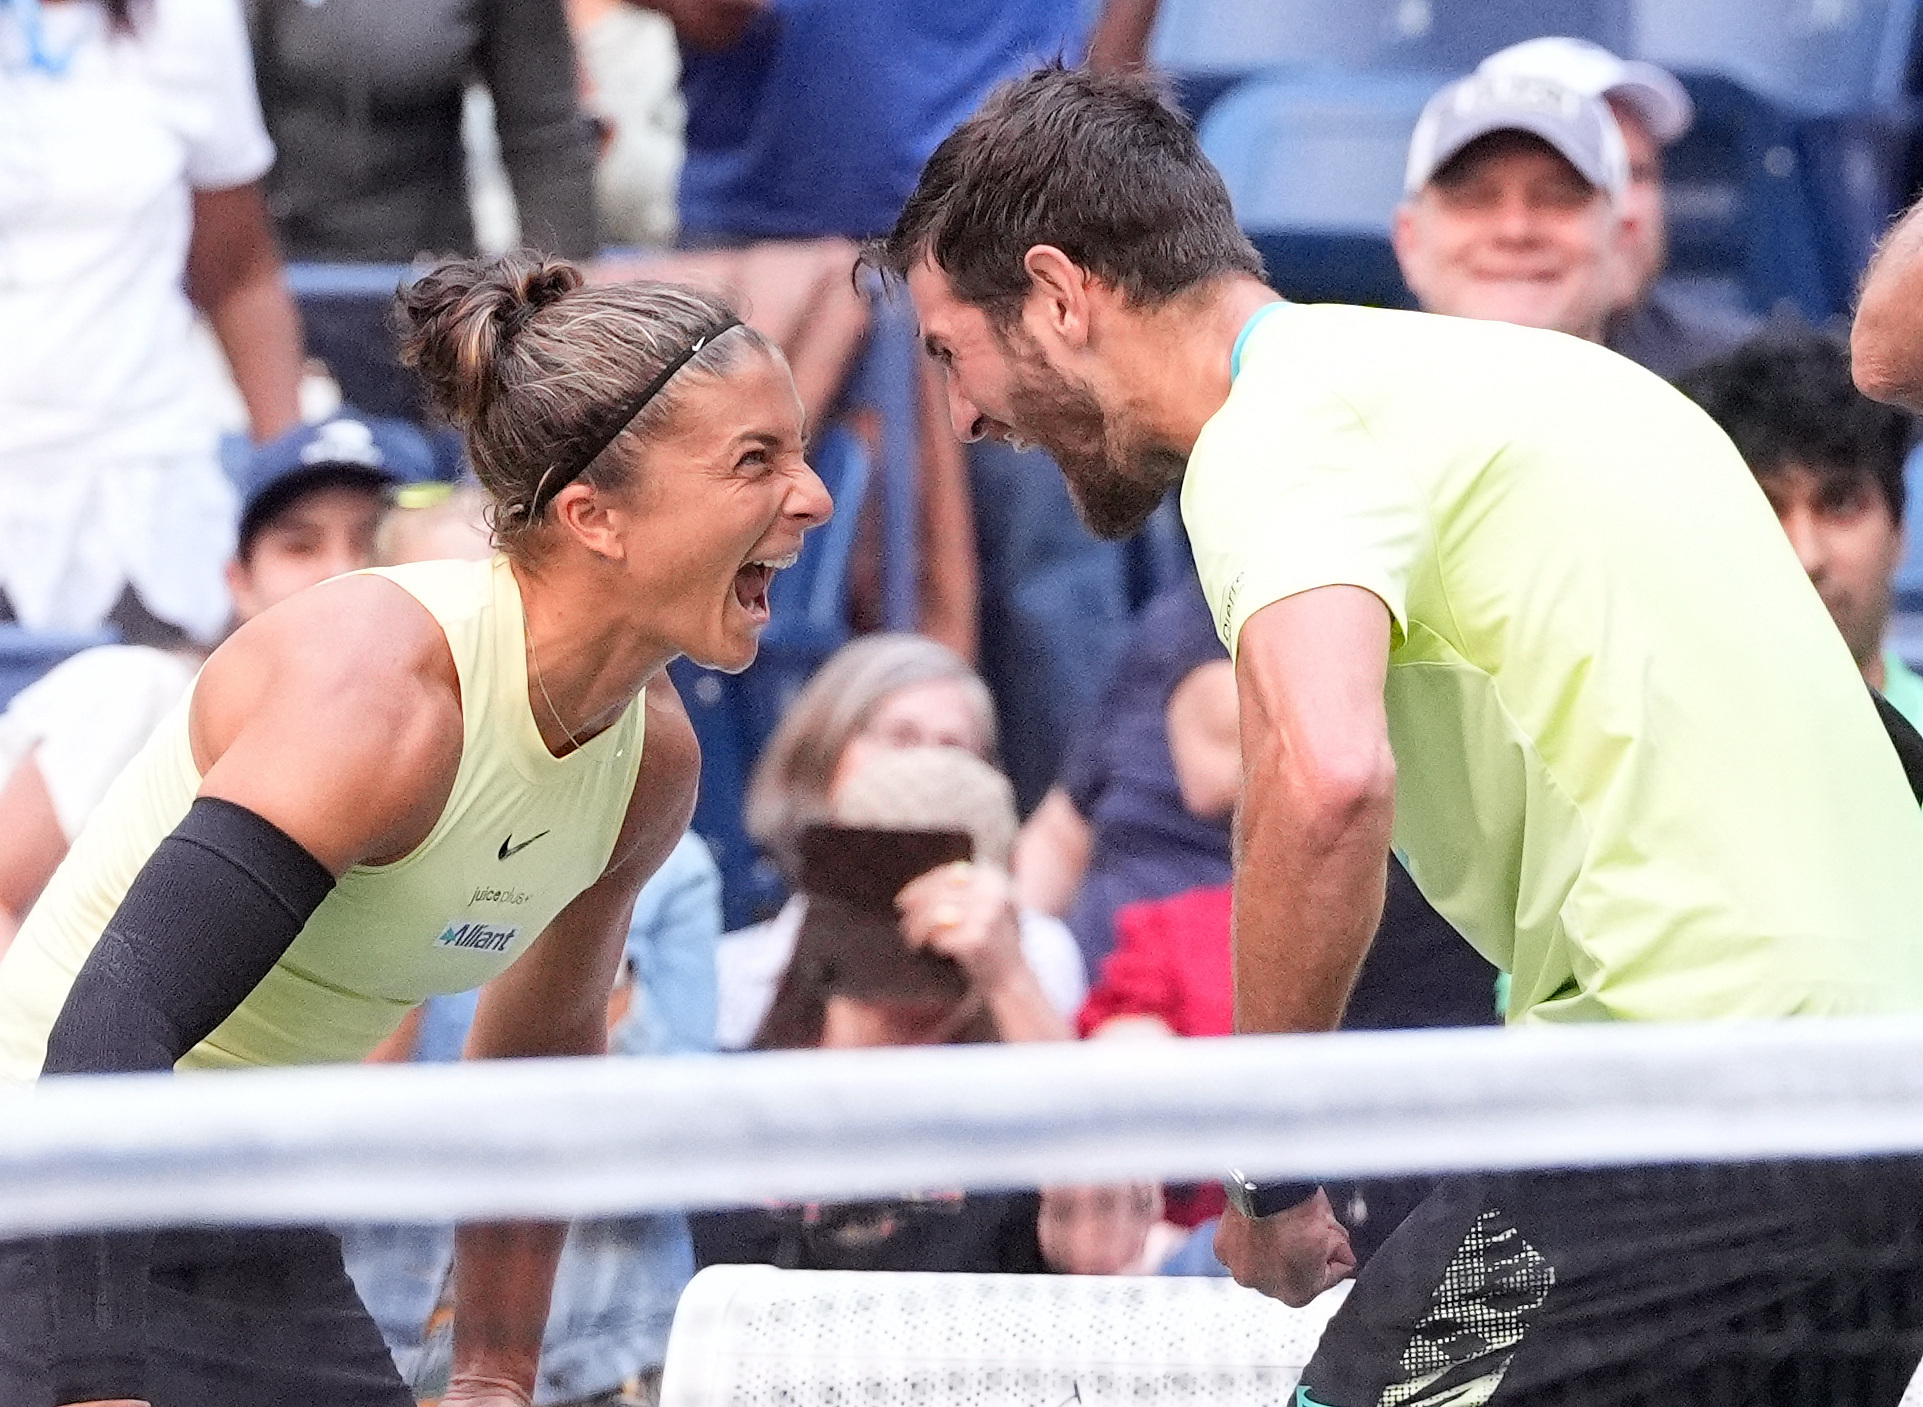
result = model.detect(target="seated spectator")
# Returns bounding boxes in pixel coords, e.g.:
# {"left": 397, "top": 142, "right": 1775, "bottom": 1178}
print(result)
{"left": 695, "top": 746, "right": 1076, "bottom": 1275}
{"left": 248, "top": 0, "right": 598, "bottom": 261}
{"left": 1675, "top": 329, "right": 1923, "bottom": 725}
{"left": 1392, "top": 69, "right": 1630, "bottom": 344}
{"left": 717, "top": 634, "right": 1086, "bottom": 1049}
{"left": 1476, "top": 37, "right": 1757, "bottom": 377}
{"left": 1, "top": 0, "right": 302, "bottom": 648}
{"left": 1014, "top": 571, "right": 1232, "bottom": 974}
{"left": 0, "top": 411, "right": 432, "bottom": 951}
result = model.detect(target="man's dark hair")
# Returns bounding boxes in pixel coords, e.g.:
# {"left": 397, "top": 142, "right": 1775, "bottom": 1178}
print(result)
{"left": 1675, "top": 326, "right": 1913, "bottom": 522}
{"left": 862, "top": 63, "right": 1263, "bottom": 323}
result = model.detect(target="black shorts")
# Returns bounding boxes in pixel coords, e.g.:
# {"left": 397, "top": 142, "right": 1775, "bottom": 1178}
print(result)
{"left": 0, "top": 1227, "right": 412, "bottom": 1407}
{"left": 1297, "top": 1157, "right": 1923, "bottom": 1407}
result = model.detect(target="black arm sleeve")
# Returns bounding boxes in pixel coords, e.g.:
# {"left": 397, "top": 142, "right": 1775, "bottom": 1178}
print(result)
{"left": 38, "top": 796, "right": 336, "bottom": 1405}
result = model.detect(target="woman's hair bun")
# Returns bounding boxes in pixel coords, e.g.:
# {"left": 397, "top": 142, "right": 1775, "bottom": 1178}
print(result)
{"left": 395, "top": 252, "right": 585, "bottom": 427}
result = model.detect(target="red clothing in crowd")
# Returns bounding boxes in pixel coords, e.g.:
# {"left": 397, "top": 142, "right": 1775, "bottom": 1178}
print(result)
{"left": 1077, "top": 884, "right": 1234, "bottom": 1040}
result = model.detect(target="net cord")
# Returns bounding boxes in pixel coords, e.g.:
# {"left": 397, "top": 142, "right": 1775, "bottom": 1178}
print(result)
{"left": 4, "top": 1017, "right": 1923, "bottom": 1236}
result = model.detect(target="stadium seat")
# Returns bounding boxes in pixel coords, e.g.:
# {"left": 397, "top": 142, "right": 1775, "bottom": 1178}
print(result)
{"left": 1630, "top": 0, "right": 1920, "bottom": 115}
{"left": 1151, "top": 0, "right": 1632, "bottom": 118}
{"left": 1198, "top": 70, "right": 1431, "bottom": 308}
{"left": 0, "top": 625, "right": 120, "bottom": 711}
{"left": 1661, "top": 73, "right": 1846, "bottom": 321}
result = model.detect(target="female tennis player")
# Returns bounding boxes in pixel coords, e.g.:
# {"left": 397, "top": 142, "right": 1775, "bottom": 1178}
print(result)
{"left": 0, "top": 253, "right": 830, "bottom": 1407}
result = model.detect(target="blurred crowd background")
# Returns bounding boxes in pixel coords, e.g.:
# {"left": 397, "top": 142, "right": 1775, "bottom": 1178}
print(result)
{"left": 6, "top": 0, "right": 1923, "bottom": 1402}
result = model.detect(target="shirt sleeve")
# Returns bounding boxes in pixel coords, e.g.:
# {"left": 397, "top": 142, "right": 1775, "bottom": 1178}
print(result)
{"left": 1181, "top": 371, "right": 1426, "bottom": 662}
{"left": 3, "top": 648, "right": 194, "bottom": 840}
{"left": 170, "top": 0, "right": 276, "bottom": 190}
{"left": 479, "top": 0, "right": 599, "bottom": 258}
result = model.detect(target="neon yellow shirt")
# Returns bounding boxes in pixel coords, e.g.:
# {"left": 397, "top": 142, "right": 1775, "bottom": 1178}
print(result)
{"left": 1185, "top": 303, "right": 1923, "bottom": 1022}
{"left": 0, "top": 556, "right": 646, "bottom": 1080}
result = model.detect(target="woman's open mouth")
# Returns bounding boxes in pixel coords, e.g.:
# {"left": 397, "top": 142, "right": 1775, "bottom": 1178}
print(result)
{"left": 731, "top": 551, "right": 800, "bottom": 623}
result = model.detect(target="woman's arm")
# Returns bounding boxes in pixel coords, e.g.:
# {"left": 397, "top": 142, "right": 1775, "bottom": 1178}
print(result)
{"left": 441, "top": 683, "right": 700, "bottom": 1406}
{"left": 185, "top": 184, "right": 302, "bottom": 445}
{"left": 0, "top": 752, "right": 66, "bottom": 956}
{"left": 1011, "top": 787, "right": 1093, "bottom": 916}
{"left": 40, "top": 578, "right": 465, "bottom": 1407}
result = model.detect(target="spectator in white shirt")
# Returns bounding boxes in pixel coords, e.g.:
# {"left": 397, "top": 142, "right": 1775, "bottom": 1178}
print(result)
{"left": 0, "top": 412, "right": 436, "bottom": 951}
{"left": 0, "top": 0, "right": 304, "bottom": 648}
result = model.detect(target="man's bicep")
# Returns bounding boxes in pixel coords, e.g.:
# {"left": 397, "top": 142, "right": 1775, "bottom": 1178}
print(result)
{"left": 1234, "top": 587, "right": 1394, "bottom": 781}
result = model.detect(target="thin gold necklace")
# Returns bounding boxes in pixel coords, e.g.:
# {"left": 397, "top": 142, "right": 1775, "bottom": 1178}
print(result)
{"left": 526, "top": 624, "right": 585, "bottom": 756}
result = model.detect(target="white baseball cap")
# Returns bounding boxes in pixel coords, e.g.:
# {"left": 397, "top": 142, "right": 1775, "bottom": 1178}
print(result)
{"left": 1478, "top": 36, "right": 1693, "bottom": 144}
{"left": 1404, "top": 71, "right": 1629, "bottom": 200}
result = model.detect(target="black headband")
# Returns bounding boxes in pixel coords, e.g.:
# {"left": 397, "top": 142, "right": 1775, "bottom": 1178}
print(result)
{"left": 525, "top": 317, "right": 741, "bottom": 521}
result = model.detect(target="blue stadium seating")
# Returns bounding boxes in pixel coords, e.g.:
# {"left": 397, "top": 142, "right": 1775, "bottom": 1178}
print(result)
{"left": 1197, "top": 70, "right": 1431, "bottom": 307}
{"left": 1630, "top": 0, "right": 1921, "bottom": 115}
{"left": 1662, "top": 73, "right": 1853, "bottom": 322}
{"left": 0, "top": 626, "right": 120, "bottom": 710}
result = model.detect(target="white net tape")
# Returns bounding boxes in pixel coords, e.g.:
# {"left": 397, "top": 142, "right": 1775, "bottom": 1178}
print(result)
{"left": 658, "top": 1267, "right": 1352, "bottom": 1406}
{"left": 6, "top": 1017, "right": 1923, "bottom": 1236}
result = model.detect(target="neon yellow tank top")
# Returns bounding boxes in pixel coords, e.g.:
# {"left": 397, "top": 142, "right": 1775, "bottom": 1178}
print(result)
{"left": 0, "top": 556, "right": 646, "bottom": 1080}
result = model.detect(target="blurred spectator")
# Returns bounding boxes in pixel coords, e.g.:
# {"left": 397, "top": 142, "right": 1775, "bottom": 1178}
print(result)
{"left": 570, "top": 0, "right": 683, "bottom": 248}
{"left": 695, "top": 746, "right": 1071, "bottom": 1275}
{"left": 1478, "top": 37, "right": 1757, "bottom": 378}
{"left": 719, "top": 634, "right": 1085, "bottom": 1048}
{"left": 376, "top": 481, "right": 495, "bottom": 567}
{"left": 1014, "top": 572, "right": 1232, "bottom": 974}
{"left": 0, "top": 0, "right": 303, "bottom": 647}
{"left": 1676, "top": 329, "right": 1923, "bottom": 725}
{"left": 246, "top": 0, "right": 598, "bottom": 261}
{"left": 1394, "top": 70, "right": 1628, "bottom": 344}
{"left": 0, "top": 410, "right": 432, "bottom": 955}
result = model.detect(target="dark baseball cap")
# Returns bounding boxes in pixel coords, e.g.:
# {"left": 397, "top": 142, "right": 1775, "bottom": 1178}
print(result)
{"left": 1404, "top": 70, "right": 1629, "bottom": 199}
{"left": 238, "top": 412, "right": 438, "bottom": 548}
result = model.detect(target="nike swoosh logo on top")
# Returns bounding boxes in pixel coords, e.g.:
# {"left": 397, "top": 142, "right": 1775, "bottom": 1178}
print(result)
{"left": 498, "top": 830, "right": 550, "bottom": 861}
{"left": 1296, "top": 1389, "right": 1339, "bottom": 1407}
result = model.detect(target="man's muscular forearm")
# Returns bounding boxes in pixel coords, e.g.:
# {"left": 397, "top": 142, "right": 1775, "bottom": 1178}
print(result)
{"left": 1230, "top": 587, "right": 1398, "bottom": 1036}
{"left": 1231, "top": 748, "right": 1394, "bottom": 1034}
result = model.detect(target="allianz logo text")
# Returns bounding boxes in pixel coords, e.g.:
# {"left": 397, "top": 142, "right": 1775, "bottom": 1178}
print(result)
{"left": 435, "top": 920, "right": 522, "bottom": 954}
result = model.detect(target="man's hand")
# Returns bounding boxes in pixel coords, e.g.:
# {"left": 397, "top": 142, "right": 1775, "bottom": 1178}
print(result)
{"left": 1213, "top": 1190, "right": 1357, "bottom": 1306}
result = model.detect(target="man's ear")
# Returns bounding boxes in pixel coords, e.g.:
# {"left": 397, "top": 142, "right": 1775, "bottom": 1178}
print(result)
{"left": 1022, "top": 245, "right": 1093, "bottom": 350}
{"left": 552, "top": 481, "right": 628, "bottom": 562}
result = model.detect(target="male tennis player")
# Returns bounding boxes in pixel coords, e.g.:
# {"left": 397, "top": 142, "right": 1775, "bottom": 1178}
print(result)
{"left": 869, "top": 65, "right": 1923, "bottom": 1403}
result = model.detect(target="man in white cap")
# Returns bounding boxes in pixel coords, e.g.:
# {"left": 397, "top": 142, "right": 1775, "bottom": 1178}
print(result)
{"left": 1392, "top": 69, "right": 1632, "bottom": 345}
{"left": 1479, "top": 36, "right": 1757, "bottom": 377}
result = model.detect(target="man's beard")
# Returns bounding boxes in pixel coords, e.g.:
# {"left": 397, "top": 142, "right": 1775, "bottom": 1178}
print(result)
{"left": 998, "top": 334, "right": 1184, "bottom": 541}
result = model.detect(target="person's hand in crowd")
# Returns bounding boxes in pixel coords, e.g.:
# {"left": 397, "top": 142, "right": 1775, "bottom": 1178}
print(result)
{"left": 1214, "top": 1189, "right": 1356, "bottom": 1307}
{"left": 895, "top": 860, "right": 1024, "bottom": 996}
{"left": 1039, "top": 1183, "right": 1165, "bottom": 1275}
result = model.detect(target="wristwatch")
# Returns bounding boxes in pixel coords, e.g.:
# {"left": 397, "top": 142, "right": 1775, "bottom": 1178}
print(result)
{"left": 1224, "top": 1168, "right": 1321, "bottom": 1219}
